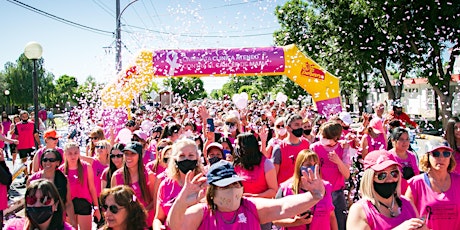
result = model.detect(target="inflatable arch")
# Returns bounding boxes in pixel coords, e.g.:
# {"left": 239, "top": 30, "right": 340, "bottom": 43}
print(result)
{"left": 101, "top": 44, "right": 342, "bottom": 115}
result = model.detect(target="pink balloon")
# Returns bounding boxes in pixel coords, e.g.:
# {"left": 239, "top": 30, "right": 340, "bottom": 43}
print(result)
{"left": 117, "top": 128, "right": 132, "bottom": 144}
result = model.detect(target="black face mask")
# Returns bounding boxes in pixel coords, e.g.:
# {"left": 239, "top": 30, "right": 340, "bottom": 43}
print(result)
{"left": 176, "top": 159, "right": 198, "bottom": 174}
{"left": 303, "top": 129, "right": 312, "bottom": 135}
{"left": 373, "top": 182, "right": 397, "bottom": 199}
{"left": 26, "top": 206, "right": 53, "bottom": 224}
{"left": 291, "top": 128, "right": 304, "bottom": 138}
{"left": 402, "top": 166, "right": 415, "bottom": 180}
{"left": 208, "top": 157, "right": 221, "bottom": 165}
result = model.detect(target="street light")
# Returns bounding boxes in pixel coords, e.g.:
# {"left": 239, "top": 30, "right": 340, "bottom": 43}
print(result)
{"left": 4, "top": 89, "right": 10, "bottom": 114}
{"left": 24, "top": 41, "right": 42, "bottom": 149}
{"left": 116, "top": 0, "right": 139, "bottom": 72}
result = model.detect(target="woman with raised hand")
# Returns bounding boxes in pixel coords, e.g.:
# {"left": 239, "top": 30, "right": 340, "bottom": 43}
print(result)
{"left": 111, "top": 141, "right": 157, "bottom": 229}
{"left": 99, "top": 185, "right": 147, "bottom": 230}
{"left": 167, "top": 160, "right": 325, "bottom": 230}
{"left": 153, "top": 139, "right": 204, "bottom": 229}
{"left": 406, "top": 139, "right": 460, "bottom": 229}
{"left": 4, "top": 179, "right": 74, "bottom": 230}
{"left": 86, "top": 127, "right": 106, "bottom": 157}
{"left": 347, "top": 150, "right": 425, "bottom": 230}
{"left": 60, "top": 142, "right": 100, "bottom": 230}
{"left": 273, "top": 149, "right": 337, "bottom": 230}
{"left": 101, "top": 143, "right": 125, "bottom": 190}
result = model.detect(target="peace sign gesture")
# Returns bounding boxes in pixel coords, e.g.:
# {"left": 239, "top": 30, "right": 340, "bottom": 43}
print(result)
{"left": 300, "top": 164, "right": 325, "bottom": 200}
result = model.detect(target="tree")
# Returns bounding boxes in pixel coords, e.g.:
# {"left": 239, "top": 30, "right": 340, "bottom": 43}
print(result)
{"left": 163, "top": 77, "right": 207, "bottom": 101}
{"left": 55, "top": 75, "right": 78, "bottom": 109}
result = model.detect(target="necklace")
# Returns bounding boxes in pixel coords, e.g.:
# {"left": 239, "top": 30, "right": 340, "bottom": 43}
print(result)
{"left": 378, "top": 197, "right": 397, "bottom": 217}
{"left": 430, "top": 176, "right": 450, "bottom": 193}
{"left": 217, "top": 209, "right": 238, "bottom": 224}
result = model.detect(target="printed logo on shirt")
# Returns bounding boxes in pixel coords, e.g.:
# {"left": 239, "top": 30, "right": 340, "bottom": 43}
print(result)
{"left": 237, "top": 213, "right": 247, "bottom": 224}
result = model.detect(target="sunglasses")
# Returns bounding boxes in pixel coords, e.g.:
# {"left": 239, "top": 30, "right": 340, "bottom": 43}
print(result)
{"left": 225, "top": 122, "right": 235, "bottom": 127}
{"left": 95, "top": 145, "right": 106, "bottom": 149}
{"left": 276, "top": 124, "right": 285, "bottom": 129}
{"left": 110, "top": 154, "right": 123, "bottom": 159}
{"left": 375, "top": 170, "right": 400, "bottom": 181}
{"left": 90, "top": 137, "right": 98, "bottom": 140}
{"left": 102, "top": 204, "right": 124, "bottom": 214}
{"left": 430, "top": 150, "right": 452, "bottom": 158}
{"left": 131, "top": 138, "right": 140, "bottom": 142}
{"left": 42, "top": 157, "right": 58, "bottom": 163}
{"left": 26, "top": 195, "right": 52, "bottom": 206}
{"left": 48, "top": 137, "right": 58, "bottom": 140}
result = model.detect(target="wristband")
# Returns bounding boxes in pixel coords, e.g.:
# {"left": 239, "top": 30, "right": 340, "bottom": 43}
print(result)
{"left": 93, "top": 206, "right": 99, "bottom": 210}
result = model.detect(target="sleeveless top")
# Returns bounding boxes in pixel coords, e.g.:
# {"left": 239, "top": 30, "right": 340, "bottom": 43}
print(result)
{"left": 389, "top": 150, "right": 420, "bottom": 194}
{"left": 279, "top": 180, "right": 334, "bottom": 230}
{"left": 364, "top": 133, "right": 387, "bottom": 152}
{"left": 157, "top": 177, "right": 183, "bottom": 217}
{"left": 234, "top": 156, "right": 269, "bottom": 194}
{"left": 59, "top": 162, "right": 92, "bottom": 203}
{"left": 359, "top": 196, "right": 417, "bottom": 230}
{"left": 91, "top": 159, "right": 108, "bottom": 196}
{"left": 199, "top": 198, "right": 261, "bottom": 230}
{"left": 453, "top": 150, "right": 460, "bottom": 174}
{"left": 310, "top": 142, "right": 346, "bottom": 191}
{"left": 4, "top": 218, "right": 75, "bottom": 230}
{"left": 16, "top": 121, "right": 35, "bottom": 150}
{"left": 408, "top": 173, "right": 460, "bottom": 229}
{"left": 278, "top": 139, "right": 310, "bottom": 184}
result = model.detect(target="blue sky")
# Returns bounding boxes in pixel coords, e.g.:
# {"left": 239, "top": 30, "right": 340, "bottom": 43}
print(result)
{"left": 0, "top": 0, "right": 287, "bottom": 93}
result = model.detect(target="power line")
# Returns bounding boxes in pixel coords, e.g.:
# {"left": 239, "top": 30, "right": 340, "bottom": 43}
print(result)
{"left": 7, "top": 0, "right": 113, "bottom": 36}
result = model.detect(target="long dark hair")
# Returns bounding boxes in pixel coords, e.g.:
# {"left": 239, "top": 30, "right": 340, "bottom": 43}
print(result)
{"left": 106, "top": 143, "right": 125, "bottom": 188}
{"left": 233, "top": 132, "right": 262, "bottom": 171}
{"left": 160, "top": 123, "right": 181, "bottom": 139}
{"left": 122, "top": 143, "right": 151, "bottom": 203}
{"left": 446, "top": 117, "right": 460, "bottom": 152}
{"left": 25, "top": 179, "right": 65, "bottom": 230}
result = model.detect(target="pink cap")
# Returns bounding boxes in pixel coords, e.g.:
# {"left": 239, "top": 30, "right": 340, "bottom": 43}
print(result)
{"left": 364, "top": 150, "right": 400, "bottom": 171}
{"left": 369, "top": 118, "right": 385, "bottom": 134}
{"left": 206, "top": 142, "right": 223, "bottom": 152}
{"left": 133, "top": 130, "right": 148, "bottom": 141}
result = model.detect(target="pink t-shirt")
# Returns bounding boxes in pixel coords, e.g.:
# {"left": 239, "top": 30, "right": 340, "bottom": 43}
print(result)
{"left": 59, "top": 162, "right": 92, "bottom": 203}
{"left": 408, "top": 173, "right": 460, "bottom": 229}
{"left": 363, "top": 133, "right": 387, "bottom": 153}
{"left": 90, "top": 159, "right": 108, "bottom": 196}
{"left": 389, "top": 150, "right": 420, "bottom": 194}
{"left": 4, "top": 217, "right": 75, "bottom": 230}
{"left": 143, "top": 149, "right": 155, "bottom": 166}
{"left": 16, "top": 121, "right": 35, "bottom": 150}
{"left": 198, "top": 198, "right": 261, "bottom": 230}
{"left": 279, "top": 180, "right": 334, "bottom": 230}
{"left": 359, "top": 196, "right": 417, "bottom": 230}
{"left": 234, "top": 156, "right": 272, "bottom": 195}
{"left": 310, "top": 143, "right": 347, "bottom": 191}
{"left": 146, "top": 161, "right": 167, "bottom": 176}
{"left": 452, "top": 150, "right": 460, "bottom": 174}
{"left": 157, "top": 177, "right": 183, "bottom": 217}
{"left": 0, "top": 182, "right": 7, "bottom": 211}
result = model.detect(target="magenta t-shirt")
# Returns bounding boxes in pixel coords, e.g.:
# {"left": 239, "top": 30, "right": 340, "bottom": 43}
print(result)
{"left": 389, "top": 150, "right": 420, "bottom": 194}
{"left": 157, "top": 177, "right": 183, "bottom": 217}
{"left": 359, "top": 196, "right": 417, "bottom": 230}
{"left": 0, "top": 183, "right": 7, "bottom": 211}
{"left": 279, "top": 180, "right": 335, "bottom": 230}
{"left": 408, "top": 173, "right": 460, "bottom": 229}
{"left": 91, "top": 159, "right": 108, "bottom": 196}
{"left": 198, "top": 198, "right": 261, "bottom": 230}
{"left": 310, "top": 142, "right": 346, "bottom": 191}
{"left": 59, "top": 162, "right": 92, "bottom": 203}
{"left": 452, "top": 150, "right": 460, "bottom": 174}
{"left": 363, "top": 133, "right": 387, "bottom": 152}
{"left": 4, "top": 217, "right": 75, "bottom": 230}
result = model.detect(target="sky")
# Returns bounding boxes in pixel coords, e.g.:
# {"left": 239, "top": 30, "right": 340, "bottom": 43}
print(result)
{"left": 0, "top": 0, "right": 287, "bottom": 93}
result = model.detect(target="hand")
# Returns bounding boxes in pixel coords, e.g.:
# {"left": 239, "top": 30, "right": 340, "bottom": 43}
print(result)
{"left": 182, "top": 171, "right": 207, "bottom": 207}
{"left": 394, "top": 218, "right": 426, "bottom": 230}
{"left": 198, "top": 105, "right": 209, "bottom": 121}
{"left": 294, "top": 214, "right": 313, "bottom": 225}
{"left": 300, "top": 164, "right": 325, "bottom": 200}
{"left": 328, "top": 151, "right": 341, "bottom": 164}
{"left": 339, "top": 140, "right": 350, "bottom": 149}
{"left": 93, "top": 209, "right": 101, "bottom": 222}
{"left": 258, "top": 126, "right": 268, "bottom": 142}
{"left": 13, "top": 139, "right": 19, "bottom": 145}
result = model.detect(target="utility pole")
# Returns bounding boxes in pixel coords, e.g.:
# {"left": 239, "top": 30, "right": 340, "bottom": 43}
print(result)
{"left": 116, "top": 0, "right": 122, "bottom": 72}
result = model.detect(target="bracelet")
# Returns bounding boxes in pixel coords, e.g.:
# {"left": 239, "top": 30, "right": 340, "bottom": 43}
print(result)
{"left": 93, "top": 206, "right": 99, "bottom": 210}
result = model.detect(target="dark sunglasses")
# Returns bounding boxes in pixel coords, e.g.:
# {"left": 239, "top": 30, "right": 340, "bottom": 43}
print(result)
{"left": 95, "top": 145, "right": 106, "bottom": 149}
{"left": 42, "top": 158, "right": 58, "bottom": 163}
{"left": 48, "top": 137, "right": 58, "bottom": 140}
{"left": 225, "top": 122, "right": 235, "bottom": 127}
{"left": 157, "top": 146, "right": 165, "bottom": 152}
{"left": 375, "top": 170, "right": 399, "bottom": 181}
{"left": 102, "top": 204, "right": 124, "bottom": 214}
{"left": 110, "top": 154, "right": 123, "bottom": 159}
{"left": 131, "top": 138, "right": 140, "bottom": 142}
{"left": 276, "top": 124, "right": 285, "bottom": 129}
{"left": 430, "top": 150, "right": 452, "bottom": 158}
{"left": 26, "top": 195, "right": 52, "bottom": 206}
{"left": 90, "top": 137, "right": 98, "bottom": 140}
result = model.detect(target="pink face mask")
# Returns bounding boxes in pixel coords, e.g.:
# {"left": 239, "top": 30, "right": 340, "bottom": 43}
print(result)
{"left": 320, "top": 137, "right": 337, "bottom": 147}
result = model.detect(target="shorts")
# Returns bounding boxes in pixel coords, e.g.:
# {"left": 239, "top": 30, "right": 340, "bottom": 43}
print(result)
{"left": 72, "top": 198, "right": 92, "bottom": 215}
{"left": 10, "top": 144, "right": 17, "bottom": 153}
{"left": 18, "top": 148, "right": 34, "bottom": 159}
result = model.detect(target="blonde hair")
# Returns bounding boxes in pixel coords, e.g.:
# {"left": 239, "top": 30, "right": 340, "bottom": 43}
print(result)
{"left": 419, "top": 151, "right": 456, "bottom": 173}
{"left": 95, "top": 140, "right": 111, "bottom": 161}
{"left": 166, "top": 139, "right": 203, "bottom": 181}
{"left": 359, "top": 168, "right": 402, "bottom": 205}
{"left": 63, "top": 142, "right": 84, "bottom": 185}
{"left": 292, "top": 150, "right": 320, "bottom": 194}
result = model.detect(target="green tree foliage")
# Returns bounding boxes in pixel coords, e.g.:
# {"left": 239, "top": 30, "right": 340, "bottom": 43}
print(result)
{"left": 163, "top": 77, "right": 207, "bottom": 101}
{"left": 55, "top": 75, "right": 79, "bottom": 109}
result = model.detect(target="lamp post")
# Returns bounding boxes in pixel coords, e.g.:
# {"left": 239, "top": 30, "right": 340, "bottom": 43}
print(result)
{"left": 115, "top": 0, "right": 139, "bottom": 72}
{"left": 24, "top": 41, "right": 43, "bottom": 149}
{"left": 4, "top": 89, "right": 10, "bottom": 114}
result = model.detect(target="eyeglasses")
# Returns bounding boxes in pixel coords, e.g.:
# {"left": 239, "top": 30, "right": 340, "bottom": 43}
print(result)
{"left": 276, "top": 124, "right": 285, "bottom": 129}
{"left": 26, "top": 195, "right": 52, "bottom": 205}
{"left": 375, "top": 170, "right": 400, "bottom": 181}
{"left": 430, "top": 150, "right": 452, "bottom": 158}
{"left": 41, "top": 158, "right": 58, "bottom": 163}
{"left": 95, "top": 145, "right": 106, "bottom": 149}
{"left": 102, "top": 204, "right": 124, "bottom": 214}
{"left": 90, "top": 137, "right": 98, "bottom": 140}
{"left": 110, "top": 154, "right": 123, "bottom": 159}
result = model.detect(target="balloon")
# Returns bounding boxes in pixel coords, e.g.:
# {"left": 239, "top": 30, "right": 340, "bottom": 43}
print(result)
{"left": 232, "top": 93, "right": 248, "bottom": 110}
{"left": 141, "top": 120, "right": 153, "bottom": 132}
{"left": 276, "top": 92, "right": 288, "bottom": 103}
{"left": 232, "top": 93, "right": 242, "bottom": 105}
{"left": 117, "top": 128, "right": 132, "bottom": 144}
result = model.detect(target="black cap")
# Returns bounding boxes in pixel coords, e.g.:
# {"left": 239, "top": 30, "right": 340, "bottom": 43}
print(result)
{"left": 123, "top": 141, "right": 143, "bottom": 155}
{"left": 207, "top": 160, "right": 244, "bottom": 187}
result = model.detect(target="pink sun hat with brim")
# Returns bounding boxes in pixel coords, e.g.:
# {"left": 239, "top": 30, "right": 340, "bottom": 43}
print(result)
{"left": 369, "top": 118, "right": 385, "bottom": 134}
{"left": 364, "top": 150, "right": 401, "bottom": 171}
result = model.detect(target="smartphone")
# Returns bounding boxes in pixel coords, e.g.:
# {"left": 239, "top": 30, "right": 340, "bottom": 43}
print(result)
{"left": 207, "top": 118, "right": 215, "bottom": 132}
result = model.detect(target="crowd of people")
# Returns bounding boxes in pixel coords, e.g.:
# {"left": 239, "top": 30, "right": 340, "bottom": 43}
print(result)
{"left": 0, "top": 97, "right": 459, "bottom": 230}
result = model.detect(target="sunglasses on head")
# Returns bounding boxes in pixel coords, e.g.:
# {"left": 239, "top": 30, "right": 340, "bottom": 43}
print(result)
{"left": 95, "top": 145, "right": 106, "bottom": 149}
{"left": 102, "top": 204, "right": 124, "bottom": 214}
{"left": 375, "top": 170, "right": 399, "bottom": 181}
{"left": 110, "top": 154, "right": 123, "bottom": 159}
{"left": 430, "top": 150, "right": 452, "bottom": 158}
{"left": 42, "top": 157, "right": 58, "bottom": 163}
{"left": 26, "top": 195, "right": 52, "bottom": 206}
